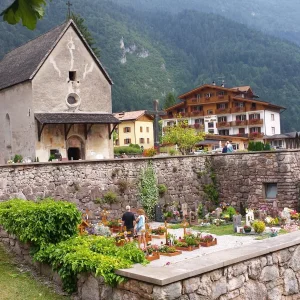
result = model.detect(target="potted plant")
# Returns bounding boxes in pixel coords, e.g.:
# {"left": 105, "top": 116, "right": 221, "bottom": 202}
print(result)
{"left": 107, "top": 219, "right": 121, "bottom": 233}
{"left": 243, "top": 225, "right": 252, "bottom": 233}
{"left": 158, "top": 245, "right": 182, "bottom": 256}
{"left": 151, "top": 226, "right": 166, "bottom": 239}
{"left": 144, "top": 245, "right": 160, "bottom": 261}
{"left": 199, "top": 234, "right": 217, "bottom": 247}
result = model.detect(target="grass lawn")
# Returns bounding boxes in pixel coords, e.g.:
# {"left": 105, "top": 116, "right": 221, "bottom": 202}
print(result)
{"left": 0, "top": 243, "right": 69, "bottom": 300}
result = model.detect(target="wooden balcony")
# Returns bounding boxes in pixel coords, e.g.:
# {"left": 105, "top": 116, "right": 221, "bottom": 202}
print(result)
{"left": 248, "top": 119, "right": 263, "bottom": 125}
{"left": 216, "top": 108, "right": 230, "bottom": 114}
{"left": 249, "top": 132, "right": 264, "bottom": 139}
{"left": 231, "top": 120, "right": 248, "bottom": 127}
{"left": 190, "top": 110, "right": 204, "bottom": 117}
{"left": 216, "top": 121, "right": 231, "bottom": 128}
{"left": 233, "top": 106, "right": 246, "bottom": 113}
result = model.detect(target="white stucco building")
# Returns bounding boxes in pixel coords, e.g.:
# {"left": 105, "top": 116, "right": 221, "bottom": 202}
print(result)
{"left": 0, "top": 20, "right": 120, "bottom": 163}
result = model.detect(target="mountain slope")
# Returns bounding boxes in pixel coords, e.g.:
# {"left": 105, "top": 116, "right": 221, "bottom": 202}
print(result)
{"left": 1, "top": 0, "right": 300, "bottom": 131}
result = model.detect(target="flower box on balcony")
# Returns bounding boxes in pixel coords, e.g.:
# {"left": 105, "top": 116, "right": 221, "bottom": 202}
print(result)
{"left": 218, "top": 122, "right": 227, "bottom": 127}
{"left": 218, "top": 95, "right": 224, "bottom": 99}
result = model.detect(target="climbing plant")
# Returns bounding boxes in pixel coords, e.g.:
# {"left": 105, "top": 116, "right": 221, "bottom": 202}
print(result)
{"left": 138, "top": 161, "right": 159, "bottom": 220}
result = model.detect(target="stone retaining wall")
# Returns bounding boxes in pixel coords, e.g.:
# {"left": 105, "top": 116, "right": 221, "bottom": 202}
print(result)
{"left": 0, "top": 150, "right": 300, "bottom": 217}
{"left": 2, "top": 226, "right": 300, "bottom": 300}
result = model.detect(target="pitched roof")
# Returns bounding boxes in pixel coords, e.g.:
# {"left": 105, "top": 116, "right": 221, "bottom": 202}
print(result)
{"left": 35, "top": 113, "right": 120, "bottom": 124}
{"left": 0, "top": 20, "right": 112, "bottom": 91}
{"left": 113, "top": 110, "right": 152, "bottom": 121}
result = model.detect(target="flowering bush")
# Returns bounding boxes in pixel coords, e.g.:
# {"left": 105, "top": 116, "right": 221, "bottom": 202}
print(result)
{"left": 173, "top": 211, "right": 180, "bottom": 218}
{"left": 252, "top": 220, "right": 266, "bottom": 234}
{"left": 144, "top": 244, "right": 159, "bottom": 255}
{"left": 143, "top": 147, "right": 157, "bottom": 157}
{"left": 290, "top": 210, "right": 299, "bottom": 219}
{"left": 151, "top": 227, "right": 166, "bottom": 235}
{"left": 200, "top": 234, "right": 214, "bottom": 242}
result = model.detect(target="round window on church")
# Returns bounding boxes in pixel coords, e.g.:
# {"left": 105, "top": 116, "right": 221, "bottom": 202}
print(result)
{"left": 66, "top": 93, "right": 81, "bottom": 108}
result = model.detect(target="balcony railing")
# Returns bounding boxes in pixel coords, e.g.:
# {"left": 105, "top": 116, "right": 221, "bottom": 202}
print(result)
{"left": 233, "top": 106, "right": 246, "bottom": 112}
{"left": 216, "top": 121, "right": 231, "bottom": 128}
{"left": 191, "top": 110, "right": 204, "bottom": 117}
{"left": 249, "top": 132, "right": 264, "bottom": 139}
{"left": 231, "top": 120, "right": 248, "bottom": 126}
{"left": 216, "top": 108, "right": 230, "bottom": 114}
{"left": 248, "top": 118, "right": 263, "bottom": 125}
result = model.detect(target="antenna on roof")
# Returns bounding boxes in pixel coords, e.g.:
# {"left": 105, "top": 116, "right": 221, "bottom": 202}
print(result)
{"left": 66, "top": 0, "right": 72, "bottom": 20}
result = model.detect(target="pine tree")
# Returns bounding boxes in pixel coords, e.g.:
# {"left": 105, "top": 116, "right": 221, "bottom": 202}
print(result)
{"left": 70, "top": 13, "right": 100, "bottom": 58}
{"left": 164, "top": 92, "right": 176, "bottom": 109}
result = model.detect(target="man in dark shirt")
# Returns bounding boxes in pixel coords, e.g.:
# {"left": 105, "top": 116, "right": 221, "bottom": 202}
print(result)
{"left": 122, "top": 205, "right": 135, "bottom": 241}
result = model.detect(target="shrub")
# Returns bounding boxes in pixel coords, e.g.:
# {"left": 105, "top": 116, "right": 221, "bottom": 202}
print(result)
{"left": 143, "top": 147, "right": 157, "bottom": 157}
{"left": 138, "top": 162, "right": 159, "bottom": 220}
{"left": 169, "top": 149, "right": 176, "bottom": 156}
{"left": 34, "top": 235, "right": 147, "bottom": 293}
{"left": 252, "top": 220, "right": 266, "bottom": 234}
{"left": 158, "top": 184, "right": 167, "bottom": 195}
{"left": 117, "top": 179, "right": 129, "bottom": 193}
{"left": 102, "top": 191, "right": 118, "bottom": 204}
{"left": 114, "top": 146, "right": 142, "bottom": 155}
{"left": 0, "top": 199, "right": 81, "bottom": 247}
{"left": 223, "top": 206, "right": 236, "bottom": 221}
{"left": 13, "top": 154, "right": 23, "bottom": 163}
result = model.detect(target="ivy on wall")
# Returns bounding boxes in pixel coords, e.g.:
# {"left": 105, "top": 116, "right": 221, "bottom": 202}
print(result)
{"left": 138, "top": 161, "right": 159, "bottom": 220}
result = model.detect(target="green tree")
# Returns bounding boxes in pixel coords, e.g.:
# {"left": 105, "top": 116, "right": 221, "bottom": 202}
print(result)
{"left": 162, "top": 118, "right": 205, "bottom": 155}
{"left": 70, "top": 13, "right": 100, "bottom": 58}
{"left": 1, "top": 0, "right": 46, "bottom": 30}
{"left": 164, "top": 92, "right": 176, "bottom": 109}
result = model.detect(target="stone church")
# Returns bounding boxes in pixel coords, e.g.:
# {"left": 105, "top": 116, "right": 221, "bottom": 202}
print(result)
{"left": 0, "top": 20, "right": 120, "bottom": 163}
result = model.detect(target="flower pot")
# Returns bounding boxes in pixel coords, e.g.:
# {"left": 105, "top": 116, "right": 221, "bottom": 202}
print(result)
{"left": 175, "top": 245, "right": 199, "bottom": 251}
{"left": 146, "top": 252, "right": 160, "bottom": 261}
{"left": 200, "top": 238, "right": 217, "bottom": 247}
{"left": 244, "top": 228, "right": 251, "bottom": 233}
{"left": 151, "top": 234, "right": 165, "bottom": 239}
{"left": 159, "top": 250, "right": 182, "bottom": 257}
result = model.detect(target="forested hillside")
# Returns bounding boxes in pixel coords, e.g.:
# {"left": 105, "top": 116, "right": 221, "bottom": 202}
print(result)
{"left": 1, "top": 0, "right": 300, "bottom": 131}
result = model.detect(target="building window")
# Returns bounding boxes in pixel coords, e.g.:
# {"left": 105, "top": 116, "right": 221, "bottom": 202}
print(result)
{"left": 218, "top": 116, "right": 227, "bottom": 122}
{"left": 140, "top": 138, "right": 145, "bottom": 144}
{"left": 236, "top": 115, "right": 246, "bottom": 121}
{"left": 234, "top": 102, "right": 244, "bottom": 107}
{"left": 146, "top": 127, "right": 149, "bottom": 133}
{"left": 192, "top": 105, "right": 202, "bottom": 112}
{"left": 271, "top": 114, "right": 275, "bottom": 121}
{"left": 272, "top": 127, "right": 275, "bottom": 135}
{"left": 207, "top": 109, "right": 213, "bottom": 115}
{"left": 115, "top": 139, "right": 119, "bottom": 146}
{"left": 124, "top": 127, "right": 131, "bottom": 133}
{"left": 249, "top": 113, "right": 260, "bottom": 120}
{"left": 264, "top": 183, "right": 277, "bottom": 199}
{"left": 4, "top": 113, "right": 12, "bottom": 149}
{"left": 69, "top": 71, "right": 76, "bottom": 81}
{"left": 208, "top": 122, "right": 214, "bottom": 128}
{"left": 250, "top": 127, "right": 261, "bottom": 133}
{"left": 251, "top": 103, "right": 256, "bottom": 109}
{"left": 219, "top": 129, "right": 229, "bottom": 135}
{"left": 196, "top": 94, "right": 201, "bottom": 100}
{"left": 147, "top": 138, "right": 150, "bottom": 144}
{"left": 195, "top": 118, "right": 203, "bottom": 125}
{"left": 217, "top": 103, "right": 226, "bottom": 109}
{"left": 239, "top": 128, "right": 245, "bottom": 134}
{"left": 124, "top": 138, "right": 131, "bottom": 144}
{"left": 140, "top": 126, "right": 143, "bottom": 133}
{"left": 208, "top": 129, "right": 214, "bottom": 134}
{"left": 167, "top": 121, "right": 175, "bottom": 126}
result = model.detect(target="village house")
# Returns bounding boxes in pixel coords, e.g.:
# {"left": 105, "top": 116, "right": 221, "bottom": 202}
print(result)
{"left": 0, "top": 20, "right": 120, "bottom": 164}
{"left": 113, "top": 110, "right": 154, "bottom": 149}
{"left": 161, "top": 83, "right": 285, "bottom": 150}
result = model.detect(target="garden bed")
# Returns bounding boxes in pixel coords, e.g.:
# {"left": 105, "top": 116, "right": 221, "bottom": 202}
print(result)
{"left": 200, "top": 238, "right": 217, "bottom": 247}
{"left": 151, "top": 234, "right": 165, "bottom": 239}
{"left": 175, "top": 245, "right": 199, "bottom": 251}
{"left": 159, "top": 250, "right": 182, "bottom": 257}
{"left": 146, "top": 252, "right": 160, "bottom": 261}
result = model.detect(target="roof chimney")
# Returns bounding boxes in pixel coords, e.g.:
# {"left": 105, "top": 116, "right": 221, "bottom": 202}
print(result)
{"left": 221, "top": 80, "right": 225, "bottom": 88}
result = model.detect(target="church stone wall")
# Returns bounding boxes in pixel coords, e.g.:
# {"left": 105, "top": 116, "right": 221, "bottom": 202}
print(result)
{"left": 32, "top": 26, "right": 112, "bottom": 113}
{"left": 0, "top": 82, "right": 36, "bottom": 164}
{"left": 0, "top": 151, "right": 300, "bottom": 216}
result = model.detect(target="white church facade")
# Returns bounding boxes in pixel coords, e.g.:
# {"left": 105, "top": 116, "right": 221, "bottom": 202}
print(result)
{"left": 0, "top": 20, "right": 119, "bottom": 163}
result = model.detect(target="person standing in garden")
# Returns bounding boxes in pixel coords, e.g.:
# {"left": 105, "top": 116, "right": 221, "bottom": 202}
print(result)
{"left": 135, "top": 208, "right": 147, "bottom": 249}
{"left": 122, "top": 205, "right": 135, "bottom": 241}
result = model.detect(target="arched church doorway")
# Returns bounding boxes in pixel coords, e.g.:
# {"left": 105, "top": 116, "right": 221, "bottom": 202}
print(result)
{"left": 66, "top": 135, "right": 85, "bottom": 160}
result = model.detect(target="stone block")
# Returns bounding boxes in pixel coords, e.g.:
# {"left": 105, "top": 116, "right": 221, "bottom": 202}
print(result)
{"left": 227, "top": 275, "right": 245, "bottom": 292}
{"left": 283, "top": 268, "right": 299, "bottom": 295}
{"left": 152, "top": 282, "right": 182, "bottom": 300}
{"left": 267, "top": 286, "right": 283, "bottom": 300}
{"left": 260, "top": 265, "right": 279, "bottom": 282}
{"left": 211, "top": 277, "right": 227, "bottom": 300}
{"left": 289, "top": 246, "right": 300, "bottom": 272}
{"left": 80, "top": 275, "right": 100, "bottom": 300}
{"left": 183, "top": 277, "right": 200, "bottom": 293}
{"left": 244, "top": 280, "right": 267, "bottom": 300}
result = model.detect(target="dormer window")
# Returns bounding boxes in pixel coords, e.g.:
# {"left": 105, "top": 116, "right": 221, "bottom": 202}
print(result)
{"left": 69, "top": 71, "right": 77, "bottom": 81}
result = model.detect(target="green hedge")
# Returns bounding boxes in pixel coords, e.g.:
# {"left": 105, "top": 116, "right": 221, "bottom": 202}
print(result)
{"left": 0, "top": 199, "right": 81, "bottom": 247}
{"left": 114, "top": 146, "right": 142, "bottom": 155}
{"left": 34, "top": 235, "right": 147, "bottom": 293}
{"left": 248, "top": 141, "right": 271, "bottom": 151}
